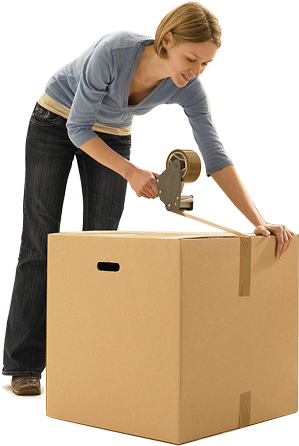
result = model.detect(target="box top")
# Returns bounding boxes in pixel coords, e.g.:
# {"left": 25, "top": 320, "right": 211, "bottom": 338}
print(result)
{"left": 49, "top": 231, "right": 256, "bottom": 239}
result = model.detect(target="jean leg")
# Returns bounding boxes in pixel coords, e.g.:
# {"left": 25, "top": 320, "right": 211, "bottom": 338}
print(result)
{"left": 76, "top": 132, "right": 131, "bottom": 231}
{"left": 2, "top": 107, "right": 74, "bottom": 378}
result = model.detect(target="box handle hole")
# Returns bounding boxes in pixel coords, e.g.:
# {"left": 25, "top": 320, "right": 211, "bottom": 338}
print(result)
{"left": 97, "top": 262, "right": 120, "bottom": 272}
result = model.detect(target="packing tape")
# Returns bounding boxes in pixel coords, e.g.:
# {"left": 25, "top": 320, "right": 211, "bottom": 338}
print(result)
{"left": 173, "top": 211, "right": 252, "bottom": 297}
{"left": 173, "top": 210, "right": 246, "bottom": 237}
{"left": 239, "top": 391, "right": 251, "bottom": 428}
{"left": 239, "top": 237, "right": 252, "bottom": 297}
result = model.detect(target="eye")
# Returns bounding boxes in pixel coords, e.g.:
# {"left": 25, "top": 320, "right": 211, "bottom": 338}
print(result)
{"left": 203, "top": 63, "right": 209, "bottom": 67}
{"left": 187, "top": 58, "right": 196, "bottom": 62}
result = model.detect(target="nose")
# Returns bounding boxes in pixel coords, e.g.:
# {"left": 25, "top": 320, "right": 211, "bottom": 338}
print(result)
{"left": 189, "top": 65, "right": 201, "bottom": 78}
{"left": 199, "top": 65, "right": 207, "bottom": 76}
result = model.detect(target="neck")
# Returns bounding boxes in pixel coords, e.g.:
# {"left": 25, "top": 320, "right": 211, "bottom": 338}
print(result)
{"left": 137, "top": 44, "right": 168, "bottom": 84}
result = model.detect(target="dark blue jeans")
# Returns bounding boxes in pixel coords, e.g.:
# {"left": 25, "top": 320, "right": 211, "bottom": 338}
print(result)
{"left": 2, "top": 102, "right": 131, "bottom": 378}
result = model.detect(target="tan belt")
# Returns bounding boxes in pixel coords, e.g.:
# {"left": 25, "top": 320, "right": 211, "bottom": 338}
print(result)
{"left": 37, "top": 92, "right": 132, "bottom": 136}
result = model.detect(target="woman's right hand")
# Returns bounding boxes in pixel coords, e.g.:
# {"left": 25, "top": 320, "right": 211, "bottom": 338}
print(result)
{"left": 127, "top": 166, "right": 160, "bottom": 199}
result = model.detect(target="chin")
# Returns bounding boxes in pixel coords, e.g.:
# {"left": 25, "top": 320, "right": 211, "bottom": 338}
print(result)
{"left": 172, "top": 77, "right": 185, "bottom": 88}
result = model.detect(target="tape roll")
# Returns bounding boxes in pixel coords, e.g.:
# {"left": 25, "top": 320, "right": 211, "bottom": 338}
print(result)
{"left": 166, "top": 149, "right": 201, "bottom": 183}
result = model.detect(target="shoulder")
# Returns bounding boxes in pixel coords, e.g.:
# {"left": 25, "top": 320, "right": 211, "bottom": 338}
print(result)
{"left": 98, "top": 30, "right": 153, "bottom": 52}
{"left": 182, "top": 77, "right": 207, "bottom": 96}
{"left": 169, "top": 77, "right": 208, "bottom": 107}
{"left": 85, "top": 30, "right": 153, "bottom": 79}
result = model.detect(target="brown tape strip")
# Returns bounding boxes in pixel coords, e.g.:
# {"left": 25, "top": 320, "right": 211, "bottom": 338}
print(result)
{"left": 239, "top": 237, "right": 251, "bottom": 296}
{"left": 173, "top": 210, "right": 246, "bottom": 237}
{"left": 239, "top": 391, "right": 251, "bottom": 428}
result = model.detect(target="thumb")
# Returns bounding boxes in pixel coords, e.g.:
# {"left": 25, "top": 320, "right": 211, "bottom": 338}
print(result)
{"left": 255, "top": 225, "right": 272, "bottom": 237}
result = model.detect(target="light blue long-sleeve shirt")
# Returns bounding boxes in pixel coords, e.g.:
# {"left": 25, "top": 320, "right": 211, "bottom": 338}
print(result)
{"left": 44, "top": 30, "right": 234, "bottom": 177}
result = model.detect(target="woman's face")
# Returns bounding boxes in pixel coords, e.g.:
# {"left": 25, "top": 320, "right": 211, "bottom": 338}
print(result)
{"left": 162, "top": 33, "right": 218, "bottom": 87}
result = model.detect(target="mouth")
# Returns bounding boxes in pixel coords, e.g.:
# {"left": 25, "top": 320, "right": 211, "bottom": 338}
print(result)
{"left": 181, "top": 73, "right": 192, "bottom": 82}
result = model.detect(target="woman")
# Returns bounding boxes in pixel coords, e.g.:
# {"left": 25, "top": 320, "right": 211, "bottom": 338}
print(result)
{"left": 2, "top": 1, "right": 295, "bottom": 396}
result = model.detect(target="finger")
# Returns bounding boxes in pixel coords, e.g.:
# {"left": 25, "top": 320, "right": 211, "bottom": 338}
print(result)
{"left": 149, "top": 178, "right": 159, "bottom": 197}
{"left": 280, "top": 230, "right": 289, "bottom": 257}
{"left": 255, "top": 224, "right": 271, "bottom": 236}
{"left": 287, "top": 230, "right": 295, "bottom": 239}
{"left": 281, "top": 227, "right": 295, "bottom": 255}
{"left": 151, "top": 182, "right": 159, "bottom": 197}
{"left": 275, "top": 227, "right": 286, "bottom": 258}
{"left": 144, "top": 186, "right": 157, "bottom": 199}
{"left": 275, "top": 225, "right": 292, "bottom": 258}
{"left": 137, "top": 189, "right": 152, "bottom": 199}
{"left": 139, "top": 179, "right": 157, "bottom": 199}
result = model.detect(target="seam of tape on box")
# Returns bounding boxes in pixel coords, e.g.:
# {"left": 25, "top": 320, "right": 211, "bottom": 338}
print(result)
{"left": 239, "top": 237, "right": 251, "bottom": 296}
{"left": 239, "top": 391, "right": 251, "bottom": 427}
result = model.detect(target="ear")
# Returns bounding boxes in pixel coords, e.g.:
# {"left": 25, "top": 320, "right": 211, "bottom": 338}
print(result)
{"left": 162, "top": 31, "right": 174, "bottom": 49}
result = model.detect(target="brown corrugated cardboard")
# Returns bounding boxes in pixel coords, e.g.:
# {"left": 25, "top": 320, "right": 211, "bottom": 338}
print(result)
{"left": 46, "top": 231, "right": 298, "bottom": 444}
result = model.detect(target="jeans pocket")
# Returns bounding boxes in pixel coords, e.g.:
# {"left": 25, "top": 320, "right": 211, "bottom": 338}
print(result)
{"left": 112, "top": 134, "right": 132, "bottom": 145}
{"left": 30, "top": 103, "right": 64, "bottom": 127}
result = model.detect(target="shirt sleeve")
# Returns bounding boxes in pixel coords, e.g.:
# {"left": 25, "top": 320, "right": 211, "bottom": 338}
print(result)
{"left": 66, "top": 40, "right": 113, "bottom": 147}
{"left": 167, "top": 77, "right": 234, "bottom": 177}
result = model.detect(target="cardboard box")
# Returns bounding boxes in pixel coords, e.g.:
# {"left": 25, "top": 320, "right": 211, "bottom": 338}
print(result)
{"left": 46, "top": 231, "right": 298, "bottom": 444}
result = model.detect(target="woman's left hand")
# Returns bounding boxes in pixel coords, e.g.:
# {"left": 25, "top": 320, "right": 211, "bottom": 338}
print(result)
{"left": 254, "top": 223, "right": 296, "bottom": 258}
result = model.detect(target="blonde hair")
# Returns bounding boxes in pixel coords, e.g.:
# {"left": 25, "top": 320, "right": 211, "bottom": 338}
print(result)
{"left": 154, "top": 2, "right": 221, "bottom": 60}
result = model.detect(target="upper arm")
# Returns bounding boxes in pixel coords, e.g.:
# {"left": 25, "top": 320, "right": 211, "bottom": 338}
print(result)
{"left": 66, "top": 40, "right": 114, "bottom": 147}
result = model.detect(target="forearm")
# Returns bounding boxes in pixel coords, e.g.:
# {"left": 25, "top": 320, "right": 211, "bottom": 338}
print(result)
{"left": 80, "top": 135, "right": 136, "bottom": 180}
{"left": 210, "top": 165, "right": 267, "bottom": 227}
{"left": 81, "top": 136, "right": 159, "bottom": 199}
